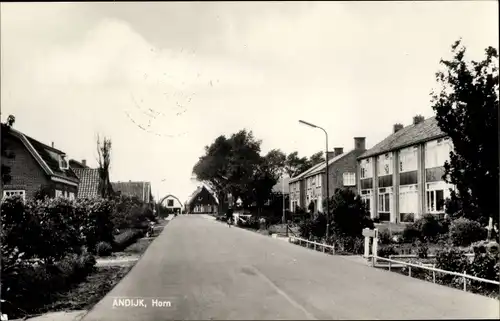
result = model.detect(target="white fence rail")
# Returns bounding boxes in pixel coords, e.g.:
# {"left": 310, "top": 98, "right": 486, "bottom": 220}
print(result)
{"left": 370, "top": 255, "right": 500, "bottom": 292}
{"left": 289, "top": 236, "right": 335, "bottom": 254}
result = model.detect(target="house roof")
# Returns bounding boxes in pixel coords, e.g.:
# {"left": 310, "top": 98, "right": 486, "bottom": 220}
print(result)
{"left": 8, "top": 127, "right": 79, "bottom": 184}
{"left": 186, "top": 185, "right": 219, "bottom": 205}
{"left": 289, "top": 161, "right": 325, "bottom": 183}
{"left": 73, "top": 168, "right": 100, "bottom": 199}
{"left": 359, "top": 117, "right": 446, "bottom": 159}
{"left": 303, "top": 152, "right": 351, "bottom": 178}
{"left": 272, "top": 176, "right": 290, "bottom": 194}
{"left": 111, "top": 181, "right": 151, "bottom": 201}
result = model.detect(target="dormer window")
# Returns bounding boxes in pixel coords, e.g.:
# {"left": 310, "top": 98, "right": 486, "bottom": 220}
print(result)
{"left": 59, "top": 155, "right": 69, "bottom": 170}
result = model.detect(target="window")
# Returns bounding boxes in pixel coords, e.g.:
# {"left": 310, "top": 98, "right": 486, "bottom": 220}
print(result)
{"left": 343, "top": 172, "right": 356, "bottom": 186}
{"left": 316, "top": 174, "right": 322, "bottom": 187}
{"left": 55, "top": 190, "right": 63, "bottom": 198}
{"left": 360, "top": 158, "right": 373, "bottom": 179}
{"left": 59, "top": 155, "right": 69, "bottom": 170}
{"left": 427, "top": 189, "right": 445, "bottom": 213}
{"left": 361, "top": 168, "right": 366, "bottom": 179}
{"left": 69, "top": 192, "right": 75, "bottom": 200}
{"left": 378, "top": 154, "right": 393, "bottom": 176}
{"left": 399, "top": 147, "right": 418, "bottom": 173}
{"left": 378, "top": 191, "right": 390, "bottom": 213}
{"left": 167, "top": 199, "right": 174, "bottom": 207}
{"left": 2, "top": 190, "right": 26, "bottom": 202}
{"left": 399, "top": 185, "right": 418, "bottom": 215}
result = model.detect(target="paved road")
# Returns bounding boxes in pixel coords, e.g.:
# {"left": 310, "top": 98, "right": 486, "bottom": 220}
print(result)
{"left": 82, "top": 215, "right": 499, "bottom": 320}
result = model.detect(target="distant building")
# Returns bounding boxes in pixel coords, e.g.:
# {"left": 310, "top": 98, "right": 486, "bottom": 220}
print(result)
{"left": 357, "top": 116, "right": 454, "bottom": 223}
{"left": 111, "top": 181, "right": 152, "bottom": 203}
{"left": 1, "top": 126, "right": 79, "bottom": 201}
{"left": 186, "top": 185, "right": 218, "bottom": 214}
{"left": 289, "top": 137, "right": 367, "bottom": 214}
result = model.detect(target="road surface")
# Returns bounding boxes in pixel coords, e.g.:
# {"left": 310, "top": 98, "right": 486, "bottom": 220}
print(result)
{"left": 82, "top": 215, "right": 499, "bottom": 320}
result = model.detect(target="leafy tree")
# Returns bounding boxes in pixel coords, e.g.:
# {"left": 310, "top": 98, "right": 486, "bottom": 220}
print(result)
{"left": 327, "top": 188, "right": 374, "bottom": 237}
{"left": 284, "top": 151, "right": 310, "bottom": 177}
{"left": 264, "top": 149, "right": 287, "bottom": 177}
{"left": 309, "top": 151, "right": 325, "bottom": 167}
{"left": 96, "top": 135, "right": 114, "bottom": 199}
{"left": 1, "top": 115, "right": 16, "bottom": 186}
{"left": 431, "top": 40, "right": 499, "bottom": 225}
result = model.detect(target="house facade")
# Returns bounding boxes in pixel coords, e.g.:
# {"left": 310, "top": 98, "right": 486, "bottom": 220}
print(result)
{"left": 1, "top": 126, "right": 79, "bottom": 201}
{"left": 357, "top": 116, "right": 454, "bottom": 223}
{"left": 289, "top": 137, "right": 367, "bottom": 213}
{"left": 186, "top": 185, "right": 218, "bottom": 214}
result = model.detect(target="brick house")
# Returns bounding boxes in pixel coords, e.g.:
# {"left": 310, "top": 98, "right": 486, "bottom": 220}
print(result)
{"left": 294, "top": 137, "right": 367, "bottom": 214}
{"left": 1, "top": 126, "right": 79, "bottom": 201}
{"left": 186, "top": 185, "right": 218, "bottom": 214}
{"left": 111, "top": 181, "right": 152, "bottom": 203}
{"left": 357, "top": 116, "right": 455, "bottom": 223}
{"left": 70, "top": 159, "right": 100, "bottom": 199}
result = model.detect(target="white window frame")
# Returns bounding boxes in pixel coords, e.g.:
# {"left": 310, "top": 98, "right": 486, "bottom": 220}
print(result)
{"left": 360, "top": 158, "right": 373, "bottom": 179}
{"left": 378, "top": 188, "right": 392, "bottom": 214}
{"left": 2, "top": 190, "right": 26, "bottom": 202}
{"left": 343, "top": 172, "right": 356, "bottom": 186}
{"left": 378, "top": 153, "right": 393, "bottom": 176}
{"left": 69, "top": 192, "right": 75, "bottom": 200}
{"left": 55, "top": 190, "right": 63, "bottom": 198}
{"left": 59, "top": 155, "right": 69, "bottom": 170}
{"left": 399, "top": 146, "right": 418, "bottom": 173}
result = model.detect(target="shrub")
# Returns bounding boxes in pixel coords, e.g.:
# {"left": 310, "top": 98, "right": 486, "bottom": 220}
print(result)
{"left": 413, "top": 214, "right": 442, "bottom": 242}
{"left": 435, "top": 247, "right": 470, "bottom": 284}
{"left": 299, "top": 214, "right": 327, "bottom": 240}
{"left": 378, "top": 245, "right": 399, "bottom": 258}
{"left": 402, "top": 224, "right": 420, "bottom": 243}
{"left": 328, "top": 188, "right": 374, "bottom": 237}
{"left": 416, "top": 241, "right": 429, "bottom": 259}
{"left": 113, "top": 229, "right": 144, "bottom": 251}
{"left": 378, "top": 229, "right": 392, "bottom": 245}
{"left": 334, "top": 234, "right": 365, "bottom": 255}
{"left": 96, "top": 241, "right": 113, "bottom": 257}
{"left": 449, "top": 218, "right": 487, "bottom": 247}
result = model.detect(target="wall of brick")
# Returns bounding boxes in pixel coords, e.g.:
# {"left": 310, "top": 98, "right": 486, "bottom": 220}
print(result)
{"left": 1, "top": 135, "right": 50, "bottom": 199}
{"left": 325, "top": 149, "right": 366, "bottom": 197}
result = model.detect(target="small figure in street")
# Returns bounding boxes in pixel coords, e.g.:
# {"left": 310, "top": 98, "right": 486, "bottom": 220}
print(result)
{"left": 226, "top": 208, "right": 234, "bottom": 227}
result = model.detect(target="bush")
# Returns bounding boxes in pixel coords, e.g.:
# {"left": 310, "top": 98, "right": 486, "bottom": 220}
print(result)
{"left": 416, "top": 241, "right": 429, "bottom": 259}
{"left": 113, "top": 229, "right": 144, "bottom": 251}
{"left": 413, "top": 214, "right": 442, "bottom": 242}
{"left": 378, "top": 245, "right": 399, "bottom": 258}
{"left": 378, "top": 229, "right": 393, "bottom": 245}
{"left": 402, "top": 224, "right": 420, "bottom": 243}
{"left": 96, "top": 241, "right": 113, "bottom": 257}
{"left": 328, "top": 188, "right": 374, "bottom": 237}
{"left": 333, "top": 235, "right": 365, "bottom": 255}
{"left": 449, "top": 218, "right": 487, "bottom": 247}
{"left": 298, "top": 214, "right": 327, "bottom": 240}
{"left": 77, "top": 198, "right": 115, "bottom": 253}
{"left": 435, "top": 247, "right": 470, "bottom": 284}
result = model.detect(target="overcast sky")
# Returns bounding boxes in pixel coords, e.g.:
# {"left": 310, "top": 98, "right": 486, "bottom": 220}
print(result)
{"left": 1, "top": 1, "right": 498, "bottom": 202}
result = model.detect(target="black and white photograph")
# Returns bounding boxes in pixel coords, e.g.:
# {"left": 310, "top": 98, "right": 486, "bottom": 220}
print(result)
{"left": 0, "top": 1, "right": 499, "bottom": 320}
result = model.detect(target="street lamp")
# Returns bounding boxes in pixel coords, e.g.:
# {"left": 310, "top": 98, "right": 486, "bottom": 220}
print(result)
{"left": 299, "top": 120, "right": 330, "bottom": 240}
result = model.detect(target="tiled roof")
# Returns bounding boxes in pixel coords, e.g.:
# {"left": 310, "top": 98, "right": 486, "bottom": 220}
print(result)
{"left": 73, "top": 168, "right": 100, "bottom": 199}
{"left": 359, "top": 117, "right": 446, "bottom": 159}
{"left": 304, "top": 152, "right": 350, "bottom": 178}
{"left": 111, "top": 181, "right": 151, "bottom": 201}
{"left": 272, "top": 176, "right": 290, "bottom": 194}
{"left": 289, "top": 162, "right": 325, "bottom": 183}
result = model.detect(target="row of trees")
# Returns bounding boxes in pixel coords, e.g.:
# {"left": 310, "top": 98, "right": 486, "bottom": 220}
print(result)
{"left": 192, "top": 130, "right": 326, "bottom": 214}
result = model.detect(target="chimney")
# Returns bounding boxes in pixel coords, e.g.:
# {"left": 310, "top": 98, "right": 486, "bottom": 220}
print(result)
{"left": 413, "top": 115, "right": 425, "bottom": 125}
{"left": 354, "top": 137, "right": 366, "bottom": 150}
{"left": 333, "top": 147, "right": 344, "bottom": 157}
{"left": 82, "top": 159, "right": 87, "bottom": 167}
{"left": 326, "top": 151, "right": 336, "bottom": 161}
{"left": 51, "top": 142, "right": 54, "bottom": 148}
{"left": 393, "top": 123, "right": 404, "bottom": 133}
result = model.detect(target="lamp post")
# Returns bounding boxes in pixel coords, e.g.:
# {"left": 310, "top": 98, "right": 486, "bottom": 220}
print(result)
{"left": 299, "top": 120, "right": 330, "bottom": 240}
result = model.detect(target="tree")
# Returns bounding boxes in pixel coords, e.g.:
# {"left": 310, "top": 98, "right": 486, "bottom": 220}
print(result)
{"left": 284, "top": 152, "right": 310, "bottom": 177}
{"left": 309, "top": 151, "right": 325, "bottom": 167}
{"left": 193, "top": 130, "right": 262, "bottom": 210}
{"left": 1, "top": 115, "right": 16, "bottom": 186}
{"left": 96, "top": 135, "right": 113, "bottom": 199}
{"left": 264, "top": 149, "right": 287, "bottom": 177}
{"left": 431, "top": 39, "right": 499, "bottom": 225}
{"left": 327, "top": 188, "right": 374, "bottom": 237}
